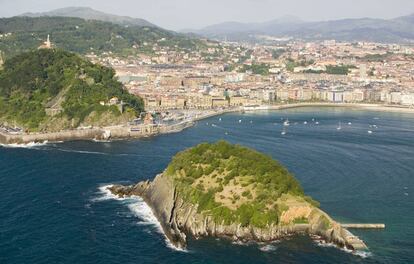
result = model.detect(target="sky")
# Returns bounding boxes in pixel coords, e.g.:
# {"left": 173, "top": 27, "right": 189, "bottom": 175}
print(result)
{"left": 0, "top": 0, "right": 413, "bottom": 30}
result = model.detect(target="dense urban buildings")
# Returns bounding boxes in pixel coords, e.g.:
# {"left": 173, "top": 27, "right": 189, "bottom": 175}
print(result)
{"left": 85, "top": 40, "right": 414, "bottom": 112}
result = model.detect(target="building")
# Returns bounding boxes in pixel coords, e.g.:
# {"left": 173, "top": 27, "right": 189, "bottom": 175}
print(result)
{"left": 38, "top": 35, "right": 53, "bottom": 49}
{"left": 401, "top": 93, "right": 414, "bottom": 106}
{"left": 229, "top": 96, "right": 248, "bottom": 106}
{"left": 212, "top": 97, "right": 229, "bottom": 108}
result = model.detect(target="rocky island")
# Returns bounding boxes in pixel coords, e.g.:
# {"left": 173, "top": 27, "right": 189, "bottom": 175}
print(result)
{"left": 109, "top": 141, "right": 368, "bottom": 251}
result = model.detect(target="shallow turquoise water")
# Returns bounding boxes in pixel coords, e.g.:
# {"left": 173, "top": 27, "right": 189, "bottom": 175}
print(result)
{"left": 0, "top": 107, "right": 413, "bottom": 263}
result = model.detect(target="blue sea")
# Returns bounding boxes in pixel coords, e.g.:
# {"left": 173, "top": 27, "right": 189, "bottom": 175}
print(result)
{"left": 0, "top": 107, "right": 413, "bottom": 264}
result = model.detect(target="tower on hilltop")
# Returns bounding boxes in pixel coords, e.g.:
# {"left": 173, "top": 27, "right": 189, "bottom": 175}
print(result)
{"left": 0, "top": 51, "right": 4, "bottom": 67}
{"left": 38, "top": 34, "right": 53, "bottom": 49}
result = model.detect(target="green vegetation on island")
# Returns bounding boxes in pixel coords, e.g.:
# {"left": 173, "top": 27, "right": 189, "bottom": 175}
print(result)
{"left": 0, "top": 48, "right": 144, "bottom": 131}
{"left": 165, "top": 141, "right": 319, "bottom": 228}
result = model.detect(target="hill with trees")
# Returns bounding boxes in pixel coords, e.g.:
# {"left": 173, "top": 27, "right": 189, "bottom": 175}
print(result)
{"left": 0, "top": 48, "right": 143, "bottom": 131}
{"left": 0, "top": 16, "right": 207, "bottom": 58}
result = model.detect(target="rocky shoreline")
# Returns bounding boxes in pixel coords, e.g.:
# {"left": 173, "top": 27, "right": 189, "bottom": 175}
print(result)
{"left": 108, "top": 173, "right": 368, "bottom": 251}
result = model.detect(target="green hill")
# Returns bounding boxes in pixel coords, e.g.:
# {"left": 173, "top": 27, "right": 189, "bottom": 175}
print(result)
{"left": 0, "top": 49, "right": 143, "bottom": 131}
{"left": 0, "top": 16, "right": 206, "bottom": 58}
{"left": 165, "top": 141, "right": 318, "bottom": 228}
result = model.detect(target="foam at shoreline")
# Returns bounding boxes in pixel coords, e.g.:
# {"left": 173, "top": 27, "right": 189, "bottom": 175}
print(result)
{"left": 94, "top": 185, "right": 188, "bottom": 252}
{"left": 0, "top": 141, "right": 49, "bottom": 148}
{"left": 312, "top": 237, "right": 372, "bottom": 258}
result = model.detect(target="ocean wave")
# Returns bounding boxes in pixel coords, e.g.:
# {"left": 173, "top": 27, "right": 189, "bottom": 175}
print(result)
{"left": 93, "top": 185, "right": 188, "bottom": 253}
{"left": 0, "top": 141, "right": 49, "bottom": 148}
{"left": 313, "top": 239, "right": 372, "bottom": 258}
{"left": 57, "top": 149, "right": 110, "bottom": 155}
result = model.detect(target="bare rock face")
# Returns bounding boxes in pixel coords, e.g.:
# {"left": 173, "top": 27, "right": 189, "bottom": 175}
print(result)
{"left": 108, "top": 173, "right": 367, "bottom": 251}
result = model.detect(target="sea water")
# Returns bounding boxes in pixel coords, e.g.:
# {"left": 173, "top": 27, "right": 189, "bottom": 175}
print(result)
{"left": 0, "top": 107, "right": 413, "bottom": 263}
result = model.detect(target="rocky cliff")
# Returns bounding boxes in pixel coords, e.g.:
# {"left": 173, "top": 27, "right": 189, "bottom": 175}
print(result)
{"left": 109, "top": 173, "right": 367, "bottom": 251}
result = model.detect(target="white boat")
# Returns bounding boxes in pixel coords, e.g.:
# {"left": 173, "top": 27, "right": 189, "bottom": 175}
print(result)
{"left": 304, "top": 121, "right": 308, "bottom": 125}
{"left": 283, "top": 119, "right": 290, "bottom": 126}
{"left": 337, "top": 122, "right": 342, "bottom": 130}
{"left": 281, "top": 131, "right": 286, "bottom": 135}
{"left": 315, "top": 121, "right": 320, "bottom": 125}
{"left": 219, "top": 118, "right": 222, "bottom": 122}
{"left": 348, "top": 122, "right": 352, "bottom": 125}
{"left": 368, "top": 130, "right": 373, "bottom": 134}
{"left": 239, "top": 119, "right": 242, "bottom": 123}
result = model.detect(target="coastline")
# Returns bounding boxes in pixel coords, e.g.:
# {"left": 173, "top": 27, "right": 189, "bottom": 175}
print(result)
{"left": 1, "top": 103, "right": 412, "bottom": 145}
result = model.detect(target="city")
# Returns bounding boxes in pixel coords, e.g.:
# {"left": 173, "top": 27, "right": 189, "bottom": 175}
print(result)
{"left": 0, "top": 1, "right": 413, "bottom": 264}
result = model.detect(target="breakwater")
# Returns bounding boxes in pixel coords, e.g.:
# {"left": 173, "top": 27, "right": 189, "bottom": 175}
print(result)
{"left": 341, "top": 224, "right": 385, "bottom": 229}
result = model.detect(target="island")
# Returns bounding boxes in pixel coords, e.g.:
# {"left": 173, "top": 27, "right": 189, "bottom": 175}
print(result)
{"left": 109, "top": 141, "right": 369, "bottom": 251}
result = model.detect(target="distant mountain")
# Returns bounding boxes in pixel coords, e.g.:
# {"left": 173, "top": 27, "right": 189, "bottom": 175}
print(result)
{"left": 188, "top": 14, "right": 414, "bottom": 43}
{"left": 20, "top": 7, "right": 157, "bottom": 28}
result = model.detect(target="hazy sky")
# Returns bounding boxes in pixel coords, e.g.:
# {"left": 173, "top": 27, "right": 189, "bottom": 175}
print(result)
{"left": 0, "top": 0, "right": 413, "bottom": 30}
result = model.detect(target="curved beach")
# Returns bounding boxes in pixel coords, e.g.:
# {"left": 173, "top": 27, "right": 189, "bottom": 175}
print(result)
{"left": 1, "top": 103, "right": 413, "bottom": 145}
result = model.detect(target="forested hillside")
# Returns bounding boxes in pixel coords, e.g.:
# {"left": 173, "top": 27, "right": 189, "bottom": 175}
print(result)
{"left": 0, "top": 17, "right": 206, "bottom": 58}
{"left": 0, "top": 49, "right": 143, "bottom": 131}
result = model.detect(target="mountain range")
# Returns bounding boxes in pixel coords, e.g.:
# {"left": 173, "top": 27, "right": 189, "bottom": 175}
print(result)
{"left": 20, "top": 7, "right": 157, "bottom": 28}
{"left": 184, "top": 14, "right": 414, "bottom": 43}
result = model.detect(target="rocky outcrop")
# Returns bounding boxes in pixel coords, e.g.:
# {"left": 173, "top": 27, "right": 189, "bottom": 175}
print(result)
{"left": 109, "top": 173, "right": 368, "bottom": 251}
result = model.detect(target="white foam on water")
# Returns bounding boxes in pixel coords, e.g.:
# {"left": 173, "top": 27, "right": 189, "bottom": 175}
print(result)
{"left": 0, "top": 141, "right": 49, "bottom": 148}
{"left": 57, "top": 149, "right": 109, "bottom": 155}
{"left": 313, "top": 239, "right": 372, "bottom": 259}
{"left": 92, "top": 185, "right": 124, "bottom": 202}
{"left": 92, "top": 139, "right": 112, "bottom": 143}
{"left": 93, "top": 185, "right": 188, "bottom": 253}
{"left": 259, "top": 244, "right": 278, "bottom": 252}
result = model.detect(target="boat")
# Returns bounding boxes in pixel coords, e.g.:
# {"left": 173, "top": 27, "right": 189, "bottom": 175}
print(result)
{"left": 283, "top": 119, "right": 290, "bottom": 126}
{"left": 219, "top": 118, "right": 222, "bottom": 122}
{"left": 337, "top": 122, "right": 342, "bottom": 130}
{"left": 238, "top": 120, "right": 242, "bottom": 123}
{"left": 304, "top": 121, "right": 308, "bottom": 125}
{"left": 315, "top": 121, "right": 320, "bottom": 125}
{"left": 348, "top": 122, "right": 352, "bottom": 125}
{"left": 368, "top": 130, "right": 373, "bottom": 134}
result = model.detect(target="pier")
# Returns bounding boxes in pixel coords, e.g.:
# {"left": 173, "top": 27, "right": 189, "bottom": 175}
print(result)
{"left": 341, "top": 223, "right": 385, "bottom": 229}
